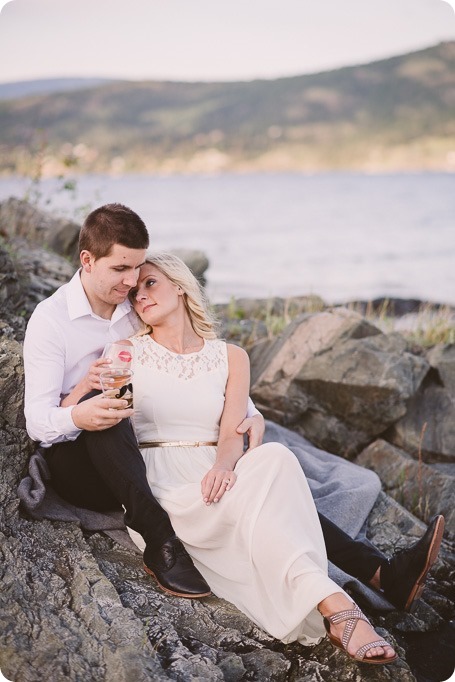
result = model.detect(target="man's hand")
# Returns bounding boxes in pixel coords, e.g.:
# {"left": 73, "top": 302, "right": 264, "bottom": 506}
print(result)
{"left": 236, "top": 413, "right": 265, "bottom": 452}
{"left": 71, "top": 393, "right": 133, "bottom": 431}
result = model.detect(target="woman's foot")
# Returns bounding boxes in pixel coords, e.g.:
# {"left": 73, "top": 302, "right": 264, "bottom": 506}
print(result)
{"left": 319, "top": 593, "right": 397, "bottom": 663}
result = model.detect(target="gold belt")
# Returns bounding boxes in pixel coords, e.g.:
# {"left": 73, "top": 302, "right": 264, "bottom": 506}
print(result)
{"left": 138, "top": 440, "right": 218, "bottom": 449}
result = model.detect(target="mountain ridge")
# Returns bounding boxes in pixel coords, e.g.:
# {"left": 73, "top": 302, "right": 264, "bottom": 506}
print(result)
{"left": 0, "top": 41, "right": 454, "bottom": 175}
{"left": 0, "top": 78, "right": 116, "bottom": 101}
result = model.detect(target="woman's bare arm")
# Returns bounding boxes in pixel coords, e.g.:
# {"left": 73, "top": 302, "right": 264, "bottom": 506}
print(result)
{"left": 201, "top": 343, "right": 250, "bottom": 505}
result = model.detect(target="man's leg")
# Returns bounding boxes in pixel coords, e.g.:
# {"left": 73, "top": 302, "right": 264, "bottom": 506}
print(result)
{"left": 319, "top": 511, "right": 445, "bottom": 611}
{"left": 46, "top": 437, "right": 122, "bottom": 512}
{"left": 318, "top": 513, "right": 385, "bottom": 583}
{"left": 82, "top": 420, "right": 175, "bottom": 552}
{"left": 46, "top": 416, "right": 211, "bottom": 598}
{"left": 48, "top": 423, "right": 174, "bottom": 550}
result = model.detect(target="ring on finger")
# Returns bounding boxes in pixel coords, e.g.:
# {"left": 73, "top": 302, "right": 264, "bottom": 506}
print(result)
{"left": 222, "top": 479, "right": 230, "bottom": 485}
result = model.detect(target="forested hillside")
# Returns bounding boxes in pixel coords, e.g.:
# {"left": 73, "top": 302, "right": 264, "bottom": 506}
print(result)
{"left": 0, "top": 41, "right": 453, "bottom": 174}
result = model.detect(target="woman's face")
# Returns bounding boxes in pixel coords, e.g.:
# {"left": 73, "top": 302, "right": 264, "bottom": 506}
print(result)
{"left": 130, "top": 263, "right": 182, "bottom": 326}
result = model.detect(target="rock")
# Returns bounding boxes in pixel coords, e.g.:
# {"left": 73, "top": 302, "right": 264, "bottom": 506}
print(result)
{"left": 0, "top": 243, "right": 23, "bottom": 312}
{"left": 250, "top": 308, "right": 429, "bottom": 457}
{"left": 427, "top": 344, "right": 455, "bottom": 396}
{"left": 386, "top": 344, "right": 455, "bottom": 464}
{"left": 0, "top": 521, "right": 170, "bottom": 682}
{"left": 169, "top": 248, "right": 209, "bottom": 284}
{"left": 0, "top": 237, "right": 452, "bottom": 682}
{"left": 387, "top": 378, "right": 455, "bottom": 464}
{"left": 86, "top": 534, "right": 417, "bottom": 682}
{"left": 0, "top": 243, "right": 27, "bottom": 341}
{"left": 0, "top": 204, "right": 76, "bottom": 332}
{"left": 7, "top": 236, "right": 76, "bottom": 318}
{"left": 214, "top": 295, "right": 326, "bottom": 350}
{"left": 0, "top": 197, "right": 81, "bottom": 266}
{"left": 240, "top": 649, "right": 291, "bottom": 679}
{"left": 355, "top": 440, "right": 455, "bottom": 538}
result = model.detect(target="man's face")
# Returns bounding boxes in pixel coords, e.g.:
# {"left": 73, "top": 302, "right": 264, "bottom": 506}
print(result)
{"left": 81, "top": 244, "right": 147, "bottom": 307}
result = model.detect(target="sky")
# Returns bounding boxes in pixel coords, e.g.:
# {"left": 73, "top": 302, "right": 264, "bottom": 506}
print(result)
{"left": 0, "top": 0, "right": 454, "bottom": 84}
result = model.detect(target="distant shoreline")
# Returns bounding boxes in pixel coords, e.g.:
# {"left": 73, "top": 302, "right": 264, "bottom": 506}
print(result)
{"left": 1, "top": 168, "right": 455, "bottom": 182}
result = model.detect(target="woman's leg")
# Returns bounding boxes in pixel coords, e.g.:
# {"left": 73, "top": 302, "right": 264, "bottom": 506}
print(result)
{"left": 318, "top": 592, "right": 396, "bottom": 661}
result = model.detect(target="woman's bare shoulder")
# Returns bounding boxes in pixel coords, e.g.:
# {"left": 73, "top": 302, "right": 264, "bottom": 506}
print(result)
{"left": 226, "top": 343, "right": 249, "bottom": 364}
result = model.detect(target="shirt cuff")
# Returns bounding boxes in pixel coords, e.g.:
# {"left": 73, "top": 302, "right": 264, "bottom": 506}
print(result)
{"left": 246, "top": 397, "right": 260, "bottom": 418}
{"left": 52, "top": 405, "right": 83, "bottom": 441}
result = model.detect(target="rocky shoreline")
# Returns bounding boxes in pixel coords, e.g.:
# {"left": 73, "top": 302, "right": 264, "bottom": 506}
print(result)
{"left": 0, "top": 198, "right": 454, "bottom": 682}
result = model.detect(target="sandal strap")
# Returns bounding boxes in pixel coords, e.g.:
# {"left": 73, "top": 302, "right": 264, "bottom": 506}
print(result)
{"left": 356, "top": 639, "right": 391, "bottom": 660}
{"left": 326, "top": 607, "right": 371, "bottom": 651}
{"left": 327, "top": 607, "right": 367, "bottom": 625}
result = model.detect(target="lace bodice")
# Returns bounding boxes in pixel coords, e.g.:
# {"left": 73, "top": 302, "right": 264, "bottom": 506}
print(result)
{"left": 130, "top": 336, "right": 229, "bottom": 444}
{"left": 133, "top": 335, "right": 227, "bottom": 380}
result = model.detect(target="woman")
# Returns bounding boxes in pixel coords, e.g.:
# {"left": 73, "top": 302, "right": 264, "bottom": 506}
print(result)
{"left": 124, "top": 253, "right": 397, "bottom": 665}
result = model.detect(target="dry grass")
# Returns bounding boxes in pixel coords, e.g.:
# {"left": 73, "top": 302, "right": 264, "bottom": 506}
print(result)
{"left": 347, "top": 300, "right": 455, "bottom": 348}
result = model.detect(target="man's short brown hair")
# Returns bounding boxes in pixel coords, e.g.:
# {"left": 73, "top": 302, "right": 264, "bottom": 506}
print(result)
{"left": 79, "top": 203, "right": 149, "bottom": 259}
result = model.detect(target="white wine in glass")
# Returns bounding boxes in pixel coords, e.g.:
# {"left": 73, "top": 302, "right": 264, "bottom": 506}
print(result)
{"left": 99, "top": 368, "right": 134, "bottom": 408}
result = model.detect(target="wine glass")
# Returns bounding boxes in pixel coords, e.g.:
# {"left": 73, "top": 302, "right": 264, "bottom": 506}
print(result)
{"left": 102, "top": 341, "right": 134, "bottom": 368}
{"left": 99, "top": 368, "right": 134, "bottom": 408}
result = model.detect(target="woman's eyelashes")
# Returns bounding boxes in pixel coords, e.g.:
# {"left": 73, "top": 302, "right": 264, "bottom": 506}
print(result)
{"left": 130, "top": 279, "right": 155, "bottom": 300}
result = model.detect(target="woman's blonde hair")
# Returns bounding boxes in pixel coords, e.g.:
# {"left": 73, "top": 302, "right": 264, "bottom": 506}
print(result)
{"left": 132, "top": 252, "right": 218, "bottom": 339}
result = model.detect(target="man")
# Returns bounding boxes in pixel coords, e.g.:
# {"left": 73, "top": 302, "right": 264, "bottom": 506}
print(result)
{"left": 23, "top": 203, "right": 444, "bottom": 608}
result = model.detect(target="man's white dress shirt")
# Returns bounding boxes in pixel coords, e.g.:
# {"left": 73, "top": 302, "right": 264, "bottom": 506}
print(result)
{"left": 24, "top": 270, "right": 141, "bottom": 445}
{"left": 24, "top": 270, "right": 259, "bottom": 447}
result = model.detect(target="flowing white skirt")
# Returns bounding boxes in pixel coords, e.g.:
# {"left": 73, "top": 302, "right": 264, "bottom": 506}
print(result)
{"left": 130, "top": 441, "right": 346, "bottom": 645}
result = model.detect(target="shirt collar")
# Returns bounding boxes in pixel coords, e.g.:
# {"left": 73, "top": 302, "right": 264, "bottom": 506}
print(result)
{"left": 66, "top": 269, "right": 133, "bottom": 322}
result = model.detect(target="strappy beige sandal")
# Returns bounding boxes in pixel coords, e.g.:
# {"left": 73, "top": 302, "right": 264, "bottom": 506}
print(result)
{"left": 323, "top": 604, "right": 398, "bottom": 665}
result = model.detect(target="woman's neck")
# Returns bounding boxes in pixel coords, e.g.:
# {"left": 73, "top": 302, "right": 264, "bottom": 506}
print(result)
{"left": 151, "top": 320, "right": 203, "bottom": 354}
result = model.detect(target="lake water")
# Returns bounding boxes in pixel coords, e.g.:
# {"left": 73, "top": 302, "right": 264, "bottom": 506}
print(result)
{"left": 1, "top": 172, "right": 454, "bottom": 306}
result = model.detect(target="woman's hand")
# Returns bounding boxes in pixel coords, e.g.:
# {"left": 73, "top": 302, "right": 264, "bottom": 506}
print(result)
{"left": 201, "top": 467, "right": 237, "bottom": 505}
{"left": 84, "top": 357, "right": 112, "bottom": 392}
{"left": 60, "top": 357, "right": 112, "bottom": 407}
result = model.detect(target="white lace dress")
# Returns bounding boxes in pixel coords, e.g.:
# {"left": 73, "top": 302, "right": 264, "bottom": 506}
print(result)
{"left": 129, "top": 335, "right": 346, "bottom": 645}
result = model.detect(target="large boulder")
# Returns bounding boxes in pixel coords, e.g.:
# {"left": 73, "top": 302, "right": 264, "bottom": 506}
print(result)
{"left": 4, "top": 237, "right": 76, "bottom": 320}
{"left": 250, "top": 308, "right": 429, "bottom": 457}
{"left": 387, "top": 382, "right": 455, "bottom": 464}
{"left": 0, "top": 197, "right": 80, "bottom": 265}
{"left": 355, "top": 439, "right": 454, "bottom": 539}
{"left": 386, "top": 344, "right": 455, "bottom": 463}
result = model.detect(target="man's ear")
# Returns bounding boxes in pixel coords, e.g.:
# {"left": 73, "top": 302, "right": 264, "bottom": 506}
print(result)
{"left": 80, "top": 250, "right": 94, "bottom": 273}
